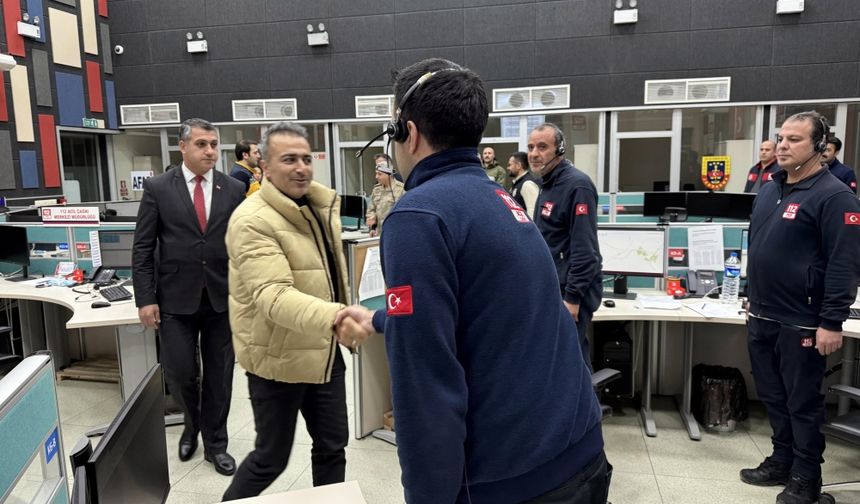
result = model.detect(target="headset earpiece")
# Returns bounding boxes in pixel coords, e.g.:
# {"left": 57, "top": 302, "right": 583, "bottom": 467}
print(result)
{"left": 813, "top": 116, "right": 829, "bottom": 153}
{"left": 557, "top": 138, "right": 566, "bottom": 156}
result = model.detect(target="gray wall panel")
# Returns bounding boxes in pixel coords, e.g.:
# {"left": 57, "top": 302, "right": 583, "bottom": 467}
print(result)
{"left": 326, "top": 15, "right": 395, "bottom": 53}
{"left": 534, "top": 37, "right": 612, "bottom": 78}
{"left": 266, "top": 0, "right": 330, "bottom": 22}
{"left": 113, "top": 66, "right": 154, "bottom": 99}
{"left": 770, "top": 63, "right": 860, "bottom": 101}
{"left": 774, "top": 0, "right": 856, "bottom": 24}
{"left": 206, "top": 25, "right": 268, "bottom": 61}
{"left": 208, "top": 60, "right": 266, "bottom": 94}
{"left": 266, "top": 21, "right": 328, "bottom": 57}
{"left": 147, "top": 30, "right": 195, "bottom": 65}
{"left": 32, "top": 50, "right": 52, "bottom": 107}
{"left": 107, "top": 0, "right": 148, "bottom": 34}
{"left": 396, "top": 47, "right": 466, "bottom": 69}
{"left": 690, "top": 0, "right": 775, "bottom": 29}
{"left": 609, "top": 0, "right": 691, "bottom": 34}
{"left": 773, "top": 22, "right": 860, "bottom": 65}
{"left": 535, "top": 0, "right": 611, "bottom": 40}
{"left": 395, "top": 10, "right": 464, "bottom": 50}
{"left": 395, "top": 0, "right": 463, "bottom": 13}
{"left": 464, "top": 4, "right": 534, "bottom": 45}
{"left": 464, "top": 0, "right": 525, "bottom": 6}
{"left": 268, "top": 55, "right": 334, "bottom": 91}
{"left": 0, "top": 131, "right": 15, "bottom": 190}
{"left": 151, "top": 63, "right": 211, "bottom": 97}
{"left": 464, "top": 42, "right": 534, "bottom": 81}
{"left": 100, "top": 23, "right": 113, "bottom": 74}
{"left": 612, "top": 32, "right": 691, "bottom": 73}
{"left": 332, "top": 52, "right": 396, "bottom": 88}
{"left": 52, "top": 0, "right": 76, "bottom": 7}
{"left": 113, "top": 32, "right": 153, "bottom": 66}
{"left": 689, "top": 28, "right": 773, "bottom": 70}
{"left": 205, "top": 0, "right": 266, "bottom": 27}
{"left": 146, "top": 0, "right": 207, "bottom": 31}
{"left": 330, "top": 0, "right": 394, "bottom": 18}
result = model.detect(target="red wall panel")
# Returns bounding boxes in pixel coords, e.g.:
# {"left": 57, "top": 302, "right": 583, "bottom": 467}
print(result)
{"left": 39, "top": 115, "right": 61, "bottom": 188}
{"left": 0, "top": 73, "right": 7, "bottom": 122}
{"left": 2, "top": 0, "right": 25, "bottom": 57}
{"left": 86, "top": 61, "right": 103, "bottom": 113}
{"left": 98, "top": 0, "right": 108, "bottom": 17}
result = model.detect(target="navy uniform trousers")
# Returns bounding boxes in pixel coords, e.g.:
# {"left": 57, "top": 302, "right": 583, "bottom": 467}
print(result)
{"left": 747, "top": 316, "right": 827, "bottom": 479}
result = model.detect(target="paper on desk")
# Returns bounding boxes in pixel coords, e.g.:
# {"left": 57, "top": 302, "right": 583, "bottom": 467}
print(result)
{"left": 687, "top": 225, "right": 724, "bottom": 271}
{"left": 358, "top": 246, "right": 384, "bottom": 301}
{"left": 684, "top": 302, "right": 744, "bottom": 319}
{"left": 637, "top": 295, "right": 682, "bottom": 310}
{"left": 89, "top": 230, "right": 102, "bottom": 268}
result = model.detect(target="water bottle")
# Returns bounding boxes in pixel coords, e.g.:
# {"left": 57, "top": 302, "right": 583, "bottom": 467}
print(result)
{"left": 720, "top": 252, "right": 741, "bottom": 304}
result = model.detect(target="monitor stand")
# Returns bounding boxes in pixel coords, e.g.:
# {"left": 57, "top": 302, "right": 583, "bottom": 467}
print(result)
{"left": 602, "top": 275, "right": 637, "bottom": 300}
{"left": 5, "top": 266, "right": 35, "bottom": 282}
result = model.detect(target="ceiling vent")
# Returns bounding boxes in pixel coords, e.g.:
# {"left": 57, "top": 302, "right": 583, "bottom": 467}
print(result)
{"left": 644, "top": 77, "right": 731, "bottom": 105}
{"left": 493, "top": 85, "right": 570, "bottom": 112}
{"left": 355, "top": 95, "right": 394, "bottom": 118}
{"left": 232, "top": 98, "right": 298, "bottom": 121}
{"left": 120, "top": 103, "right": 181, "bottom": 125}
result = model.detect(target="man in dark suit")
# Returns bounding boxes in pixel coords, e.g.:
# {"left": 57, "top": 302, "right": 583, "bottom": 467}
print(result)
{"left": 133, "top": 118, "right": 245, "bottom": 476}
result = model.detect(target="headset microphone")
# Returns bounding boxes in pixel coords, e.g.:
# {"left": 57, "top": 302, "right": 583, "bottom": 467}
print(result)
{"left": 355, "top": 128, "right": 392, "bottom": 159}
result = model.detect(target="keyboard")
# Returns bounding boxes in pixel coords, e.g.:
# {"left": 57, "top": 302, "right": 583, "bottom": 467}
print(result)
{"left": 100, "top": 285, "right": 133, "bottom": 302}
{"left": 850, "top": 308, "right": 860, "bottom": 320}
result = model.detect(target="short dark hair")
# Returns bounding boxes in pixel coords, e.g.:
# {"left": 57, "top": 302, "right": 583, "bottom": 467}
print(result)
{"left": 234, "top": 139, "right": 257, "bottom": 160}
{"left": 784, "top": 110, "right": 830, "bottom": 148}
{"left": 392, "top": 58, "right": 488, "bottom": 151}
{"left": 827, "top": 135, "right": 843, "bottom": 152}
{"left": 533, "top": 122, "right": 566, "bottom": 152}
{"left": 510, "top": 151, "right": 528, "bottom": 169}
{"left": 259, "top": 122, "right": 308, "bottom": 161}
{"left": 179, "top": 118, "right": 217, "bottom": 143}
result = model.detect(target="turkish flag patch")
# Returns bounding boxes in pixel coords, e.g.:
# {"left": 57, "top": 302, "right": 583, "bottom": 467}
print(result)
{"left": 764, "top": 172, "right": 772, "bottom": 181}
{"left": 541, "top": 201, "right": 555, "bottom": 218}
{"left": 386, "top": 286, "right": 413, "bottom": 316}
{"left": 851, "top": 181, "right": 857, "bottom": 189}
{"left": 845, "top": 212, "right": 860, "bottom": 225}
{"left": 575, "top": 203, "right": 588, "bottom": 215}
{"left": 782, "top": 203, "right": 800, "bottom": 220}
{"left": 747, "top": 173, "right": 758, "bottom": 182}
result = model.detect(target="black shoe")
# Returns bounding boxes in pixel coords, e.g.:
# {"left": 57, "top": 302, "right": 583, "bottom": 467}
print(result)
{"left": 178, "top": 429, "right": 198, "bottom": 462}
{"left": 205, "top": 452, "right": 236, "bottom": 476}
{"left": 740, "top": 456, "right": 790, "bottom": 486}
{"left": 776, "top": 473, "right": 821, "bottom": 504}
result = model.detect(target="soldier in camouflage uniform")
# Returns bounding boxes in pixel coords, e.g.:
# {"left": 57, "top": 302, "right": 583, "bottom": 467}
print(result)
{"left": 366, "top": 161, "right": 405, "bottom": 236}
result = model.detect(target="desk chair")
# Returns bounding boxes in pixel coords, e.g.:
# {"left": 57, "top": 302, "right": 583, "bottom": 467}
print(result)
{"left": 819, "top": 384, "right": 860, "bottom": 503}
{"left": 592, "top": 368, "right": 621, "bottom": 419}
{"left": 0, "top": 325, "right": 21, "bottom": 375}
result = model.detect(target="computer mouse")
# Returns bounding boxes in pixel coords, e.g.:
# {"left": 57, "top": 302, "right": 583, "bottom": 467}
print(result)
{"left": 603, "top": 299, "right": 615, "bottom": 308}
{"left": 91, "top": 301, "right": 112, "bottom": 309}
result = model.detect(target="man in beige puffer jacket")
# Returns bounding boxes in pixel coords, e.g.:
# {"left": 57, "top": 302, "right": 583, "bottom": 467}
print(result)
{"left": 222, "top": 122, "right": 370, "bottom": 500}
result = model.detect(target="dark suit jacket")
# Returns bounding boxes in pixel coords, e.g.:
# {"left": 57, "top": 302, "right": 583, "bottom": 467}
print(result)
{"left": 133, "top": 167, "right": 245, "bottom": 314}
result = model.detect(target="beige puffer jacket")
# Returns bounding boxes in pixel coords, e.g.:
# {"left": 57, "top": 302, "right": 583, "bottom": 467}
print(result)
{"left": 226, "top": 179, "right": 349, "bottom": 384}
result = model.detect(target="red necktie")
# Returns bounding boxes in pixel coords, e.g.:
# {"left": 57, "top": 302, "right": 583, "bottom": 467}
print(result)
{"left": 193, "top": 175, "right": 207, "bottom": 232}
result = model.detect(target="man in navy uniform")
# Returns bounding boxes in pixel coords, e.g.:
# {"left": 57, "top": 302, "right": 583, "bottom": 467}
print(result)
{"left": 820, "top": 135, "right": 857, "bottom": 194}
{"left": 744, "top": 140, "right": 779, "bottom": 193}
{"left": 741, "top": 111, "right": 860, "bottom": 504}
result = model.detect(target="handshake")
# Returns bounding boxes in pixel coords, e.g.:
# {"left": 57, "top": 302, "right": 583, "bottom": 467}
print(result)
{"left": 334, "top": 305, "right": 376, "bottom": 352}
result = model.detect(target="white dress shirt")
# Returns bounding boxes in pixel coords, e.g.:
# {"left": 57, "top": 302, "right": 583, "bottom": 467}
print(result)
{"left": 181, "top": 163, "right": 213, "bottom": 220}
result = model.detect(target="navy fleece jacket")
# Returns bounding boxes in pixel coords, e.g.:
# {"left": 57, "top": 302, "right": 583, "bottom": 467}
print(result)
{"left": 371, "top": 148, "right": 602, "bottom": 504}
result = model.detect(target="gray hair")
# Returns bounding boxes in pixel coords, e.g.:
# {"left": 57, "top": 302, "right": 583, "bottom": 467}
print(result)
{"left": 259, "top": 122, "right": 309, "bottom": 161}
{"left": 178, "top": 118, "right": 217, "bottom": 143}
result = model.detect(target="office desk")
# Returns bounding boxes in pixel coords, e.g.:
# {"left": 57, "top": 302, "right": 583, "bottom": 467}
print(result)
{"left": 0, "top": 279, "right": 156, "bottom": 402}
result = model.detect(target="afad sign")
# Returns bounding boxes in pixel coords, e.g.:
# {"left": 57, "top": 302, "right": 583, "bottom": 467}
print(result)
{"left": 701, "top": 156, "right": 731, "bottom": 191}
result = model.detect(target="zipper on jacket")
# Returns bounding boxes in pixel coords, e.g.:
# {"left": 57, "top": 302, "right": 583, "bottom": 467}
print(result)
{"left": 302, "top": 205, "right": 338, "bottom": 381}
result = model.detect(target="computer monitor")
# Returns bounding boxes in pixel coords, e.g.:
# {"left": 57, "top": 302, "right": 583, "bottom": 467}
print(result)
{"left": 0, "top": 225, "right": 33, "bottom": 281}
{"left": 740, "top": 228, "right": 749, "bottom": 278}
{"left": 642, "top": 192, "right": 687, "bottom": 218}
{"left": 97, "top": 230, "right": 134, "bottom": 270}
{"left": 685, "top": 192, "right": 755, "bottom": 220}
{"left": 598, "top": 227, "right": 667, "bottom": 298}
{"left": 340, "top": 195, "right": 366, "bottom": 230}
{"left": 85, "top": 364, "right": 169, "bottom": 504}
{"left": 71, "top": 465, "right": 90, "bottom": 504}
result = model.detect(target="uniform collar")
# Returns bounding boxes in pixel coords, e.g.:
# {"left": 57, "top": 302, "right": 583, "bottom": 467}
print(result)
{"left": 405, "top": 148, "right": 482, "bottom": 190}
{"left": 773, "top": 165, "right": 827, "bottom": 191}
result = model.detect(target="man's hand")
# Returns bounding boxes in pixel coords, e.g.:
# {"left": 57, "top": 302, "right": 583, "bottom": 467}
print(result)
{"left": 816, "top": 327, "right": 843, "bottom": 356}
{"left": 334, "top": 305, "right": 377, "bottom": 350}
{"left": 366, "top": 216, "right": 377, "bottom": 228}
{"left": 563, "top": 300, "right": 580, "bottom": 322}
{"left": 138, "top": 304, "right": 161, "bottom": 329}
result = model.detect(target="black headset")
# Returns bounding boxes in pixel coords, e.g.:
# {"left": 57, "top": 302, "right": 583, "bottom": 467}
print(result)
{"left": 547, "top": 123, "right": 566, "bottom": 156}
{"left": 386, "top": 68, "right": 459, "bottom": 143}
{"left": 813, "top": 115, "right": 829, "bottom": 153}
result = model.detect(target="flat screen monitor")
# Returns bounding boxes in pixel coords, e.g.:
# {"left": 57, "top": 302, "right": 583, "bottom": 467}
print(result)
{"left": 598, "top": 227, "right": 667, "bottom": 278}
{"left": 340, "top": 195, "right": 366, "bottom": 230}
{"left": 642, "top": 192, "right": 688, "bottom": 217}
{"left": 0, "top": 225, "right": 33, "bottom": 281}
{"left": 86, "top": 364, "right": 169, "bottom": 504}
{"left": 685, "top": 192, "right": 755, "bottom": 220}
{"left": 97, "top": 230, "right": 134, "bottom": 270}
{"left": 71, "top": 466, "right": 90, "bottom": 504}
{"left": 740, "top": 228, "right": 749, "bottom": 278}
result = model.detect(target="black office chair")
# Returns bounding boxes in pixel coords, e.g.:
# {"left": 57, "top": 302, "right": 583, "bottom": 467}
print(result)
{"left": 0, "top": 325, "right": 21, "bottom": 375}
{"left": 818, "top": 384, "right": 860, "bottom": 504}
{"left": 592, "top": 368, "right": 621, "bottom": 419}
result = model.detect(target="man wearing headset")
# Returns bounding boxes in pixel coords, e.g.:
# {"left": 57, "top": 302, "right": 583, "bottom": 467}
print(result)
{"left": 337, "top": 58, "right": 609, "bottom": 504}
{"left": 819, "top": 135, "right": 858, "bottom": 194}
{"left": 365, "top": 157, "right": 405, "bottom": 236}
{"left": 528, "top": 123, "right": 602, "bottom": 372}
{"left": 741, "top": 111, "right": 860, "bottom": 504}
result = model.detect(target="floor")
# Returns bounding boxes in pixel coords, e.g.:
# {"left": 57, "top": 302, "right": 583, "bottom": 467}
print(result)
{"left": 36, "top": 354, "right": 860, "bottom": 503}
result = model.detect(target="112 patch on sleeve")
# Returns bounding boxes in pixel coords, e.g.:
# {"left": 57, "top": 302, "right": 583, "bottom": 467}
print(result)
{"left": 495, "top": 190, "right": 530, "bottom": 223}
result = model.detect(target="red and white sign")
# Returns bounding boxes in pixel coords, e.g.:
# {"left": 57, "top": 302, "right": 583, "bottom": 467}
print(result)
{"left": 763, "top": 172, "right": 773, "bottom": 182}
{"left": 747, "top": 173, "right": 758, "bottom": 182}
{"left": 845, "top": 212, "right": 860, "bottom": 225}
{"left": 541, "top": 201, "right": 555, "bottom": 218}
{"left": 386, "top": 286, "right": 413, "bottom": 316}
{"left": 495, "top": 190, "right": 529, "bottom": 223}
{"left": 575, "top": 203, "right": 588, "bottom": 215}
{"left": 668, "top": 248, "right": 685, "bottom": 261}
{"left": 41, "top": 206, "right": 100, "bottom": 226}
{"left": 782, "top": 203, "right": 800, "bottom": 220}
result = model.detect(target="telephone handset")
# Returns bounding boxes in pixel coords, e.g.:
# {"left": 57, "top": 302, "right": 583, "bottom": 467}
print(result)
{"left": 686, "top": 270, "right": 717, "bottom": 297}
{"left": 90, "top": 267, "right": 117, "bottom": 286}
